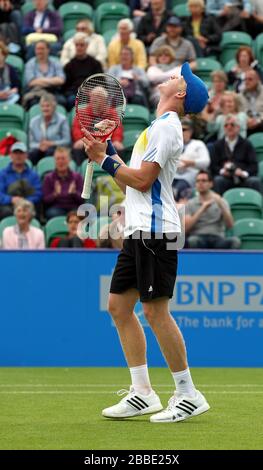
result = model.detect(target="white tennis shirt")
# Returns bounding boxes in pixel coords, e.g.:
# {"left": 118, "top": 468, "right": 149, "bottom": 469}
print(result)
{"left": 124, "top": 111, "right": 183, "bottom": 237}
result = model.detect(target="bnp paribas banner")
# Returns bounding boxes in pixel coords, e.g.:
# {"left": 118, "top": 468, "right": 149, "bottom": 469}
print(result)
{"left": 0, "top": 251, "right": 262, "bottom": 366}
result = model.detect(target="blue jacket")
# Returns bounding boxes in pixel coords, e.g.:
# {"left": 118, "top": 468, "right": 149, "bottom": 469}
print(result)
{"left": 0, "top": 163, "right": 42, "bottom": 205}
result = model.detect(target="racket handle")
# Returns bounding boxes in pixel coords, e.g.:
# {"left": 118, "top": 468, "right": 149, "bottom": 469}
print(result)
{"left": 81, "top": 160, "right": 94, "bottom": 199}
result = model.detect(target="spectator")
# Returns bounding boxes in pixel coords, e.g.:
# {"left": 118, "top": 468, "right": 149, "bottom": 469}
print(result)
{"left": 206, "top": 0, "right": 251, "bottom": 32}
{"left": 28, "top": 93, "right": 71, "bottom": 165}
{"left": 23, "top": 0, "right": 62, "bottom": 58}
{"left": 60, "top": 19, "right": 107, "bottom": 68}
{"left": 149, "top": 16, "right": 197, "bottom": 69}
{"left": 2, "top": 199, "right": 45, "bottom": 249}
{"left": 172, "top": 118, "right": 210, "bottom": 201}
{"left": 129, "top": 0, "right": 151, "bottom": 32}
{"left": 202, "top": 70, "right": 228, "bottom": 120}
{"left": 249, "top": 0, "right": 263, "bottom": 38}
{"left": 64, "top": 32, "right": 103, "bottom": 109}
{"left": 97, "top": 207, "right": 125, "bottom": 249}
{"left": 183, "top": 0, "right": 222, "bottom": 57}
{"left": 147, "top": 45, "right": 181, "bottom": 108}
{"left": 0, "top": 39, "right": 20, "bottom": 104}
{"left": 50, "top": 210, "right": 96, "bottom": 249}
{"left": 204, "top": 91, "right": 247, "bottom": 139}
{"left": 23, "top": 39, "right": 65, "bottom": 109}
{"left": 108, "top": 18, "right": 147, "bottom": 70}
{"left": 240, "top": 69, "right": 263, "bottom": 135}
{"left": 185, "top": 170, "right": 241, "bottom": 249}
{"left": 43, "top": 146, "right": 84, "bottom": 220}
{"left": 0, "top": 142, "right": 42, "bottom": 220}
{"left": 137, "top": 0, "right": 172, "bottom": 49}
{"left": 210, "top": 114, "right": 261, "bottom": 194}
{"left": 108, "top": 46, "right": 149, "bottom": 107}
{"left": 71, "top": 87, "right": 124, "bottom": 165}
{"left": 228, "top": 46, "right": 263, "bottom": 93}
{"left": 0, "top": 0, "right": 23, "bottom": 53}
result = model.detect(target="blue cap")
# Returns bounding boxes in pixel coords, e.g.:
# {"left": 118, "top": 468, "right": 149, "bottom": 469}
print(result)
{"left": 181, "top": 62, "right": 209, "bottom": 114}
{"left": 10, "top": 141, "right": 27, "bottom": 153}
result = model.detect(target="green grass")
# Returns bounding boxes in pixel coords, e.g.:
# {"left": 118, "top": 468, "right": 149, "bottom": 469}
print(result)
{"left": 0, "top": 367, "right": 262, "bottom": 450}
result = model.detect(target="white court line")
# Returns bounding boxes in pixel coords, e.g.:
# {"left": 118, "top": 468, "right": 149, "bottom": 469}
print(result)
{"left": 1, "top": 391, "right": 263, "bottom": 395}
{"left": 0, "top": 384, "right": 262, "bottom": 388}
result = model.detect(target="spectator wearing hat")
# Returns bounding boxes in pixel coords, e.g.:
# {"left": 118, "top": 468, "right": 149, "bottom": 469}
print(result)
{"left": 149, "top": 16, "right": 197, "bottom": 69}
{"left": 107, "top": 18, "right": 147, "bottom": 70}
{"left": 60, "top": 19, "right": 107, "bottom": 68}
{"left": 0, "top": 142, "right": 42, "bottom": 220}
{"left": 147, "top": 45, "right": 181, "bottom": 108}
{"left": 43, "top": 146, "right": 84, "bottom": 219}
{"left": 173, "top": 118, "right": 210, "bottom": 201}
{"left": 2, "top": 199, "right": 45, "bottom": 249}
{"left": 183, "top": 0, "right": 222, "bottom": 57}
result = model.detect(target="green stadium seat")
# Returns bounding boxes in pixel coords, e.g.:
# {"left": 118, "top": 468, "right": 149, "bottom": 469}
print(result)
{"left": 0, "top": 104, "right": 25, "bottom": 131}
{"left": 253, "top": 32, "right": 263, "bottom": 66}
{"left": 0, "top": 156, "right": 32, "bottom": 171}
{"left": 68, "top": 107, "right": 76, "bottom": 127}
{"left": 6, "top": 55, "right": 24, "bottom": 82}
{"left": 103, "top": 29, "right": 117, "bottom": 46}
{"left": 0, "top": 129, "right": 27, "bottom": 145}
{"left": 233, "top": 218, "right": 263, "bottom": 250}
{"left": 195, "top": 58, "right": 222, "bottom": 84}
{"left": 172, "top": 4, "right": 190, "bottom": 17}
{"left": 123, "top": 129, "right": 141, "bottom": 161}
{"left": 224, "top": 59, "right": 237, "bottom": 74}
{"left": 94, "top": 0, "right": 126, "bottom": 6}
{"left": 45, "top": 216, "right": 68, "bottom": 246}
{"left": 22, "top": 1, "right": 54, "bottom": 15}
{"left": 59, "top": 2, "right": 93, "bottom": 33}
{"left": 63, "top": 28, "right": 76, "bottom": 42}
{"left": 259, "top": 161, "right": 263, "bottom": 185}
{"left": 220, "top": 31, "right": 253, "bottom": 66}
{"left": 95, "top": 3, "right": 130, "bottom": 34}
{"left": 248, "top": 133, "right": 263, "bottom": 163}
{"left": 0, "top": 215, "right": 41, "bottom": 241}
{"left": 223, "top": 188, "right": 263, "bottom": 221}
{"left": 36, "top": 156, "right": 77, "bottom": 180}
{"left": 123, "top": 104, "right": 150, "bottom": 132}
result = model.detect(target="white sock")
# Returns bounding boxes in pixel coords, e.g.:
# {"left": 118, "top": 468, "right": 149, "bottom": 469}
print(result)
{"left": 172, "top": 368, "right": 196, "bottom": 398}
{"left": 129, "top": 364, "right": 152, "bottom": 396}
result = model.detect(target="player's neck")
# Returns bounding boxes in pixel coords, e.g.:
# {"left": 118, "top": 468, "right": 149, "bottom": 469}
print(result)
{"left": 156, "top": 98, "right": 179, "bottom": 117}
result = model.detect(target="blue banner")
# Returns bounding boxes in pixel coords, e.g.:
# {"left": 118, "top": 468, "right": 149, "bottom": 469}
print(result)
{"left": 0, "top": 250, "right": 262, "bottom": 366}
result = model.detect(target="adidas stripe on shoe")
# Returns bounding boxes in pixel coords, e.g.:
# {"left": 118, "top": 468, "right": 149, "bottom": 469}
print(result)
{"left": 150, "top": 390, "right": 210, "bottom": 423}
{"left": 102, "top": 387, "right": 163, "bottom": 419}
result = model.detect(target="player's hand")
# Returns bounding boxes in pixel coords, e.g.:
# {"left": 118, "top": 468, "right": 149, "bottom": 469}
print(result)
{"left": 81, "top": 128, "right": 107, "bottom": 164}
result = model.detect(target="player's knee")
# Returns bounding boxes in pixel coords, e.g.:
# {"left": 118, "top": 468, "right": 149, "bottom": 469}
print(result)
{"left": 143, "top": 303, "right": 159, "bottom": 325}
{"left": 107, "top": 296, "right": 123, "bottom": 319}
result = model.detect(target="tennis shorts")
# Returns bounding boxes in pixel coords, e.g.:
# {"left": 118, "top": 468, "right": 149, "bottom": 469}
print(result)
{"left": 110, "top": 231, "right": 178, "bottom": 302}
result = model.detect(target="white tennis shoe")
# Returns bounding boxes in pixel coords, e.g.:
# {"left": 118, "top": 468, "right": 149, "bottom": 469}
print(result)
{"left": 150, "top": 390, "right": 210, "bottom": 423}
{"left": 102, "top": 387, "right": 163, "bottom": 419}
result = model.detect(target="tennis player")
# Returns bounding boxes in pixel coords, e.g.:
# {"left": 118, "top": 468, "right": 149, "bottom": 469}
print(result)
{"left": 82, "top": 63, "right": 210, "bottom": 423}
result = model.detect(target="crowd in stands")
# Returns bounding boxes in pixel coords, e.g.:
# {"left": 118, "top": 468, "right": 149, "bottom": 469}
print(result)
{"left": 0, "top": 0, "right": 263, "bottom": 250}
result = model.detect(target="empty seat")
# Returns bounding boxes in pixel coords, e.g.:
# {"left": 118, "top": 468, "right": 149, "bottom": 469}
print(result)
{"left": 248, "top": 133, "right": 263, "bottom": 163}
{"left": 95, "top": 3, "right": 130, "bottom": 34}
{"left": 123, "top": 104, "right": 150, "bottom": 132}
{"left": 59, "top": 2, "right": 93, "bottom": 33}
{"left": 0, "top": 104, "right": 25, "bottom": 131}
{"left": 195, "top": 57, "right": 222, "bottom": 84}
{"left": 233, "top": 218, "right": 263, "bottom": 250}
{"left": 45, "top": 216, "right": 68, "bottom": 246}
{"left": 220, "top": 31, "right": 252, "bottom": 65}
{"left": 223, "top": 188, "right": 263, "bottom": 221}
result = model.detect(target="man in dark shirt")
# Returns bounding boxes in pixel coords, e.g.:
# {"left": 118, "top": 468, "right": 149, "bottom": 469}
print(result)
{"left": 64, "top": 32, "right": 103, "bottom": 109}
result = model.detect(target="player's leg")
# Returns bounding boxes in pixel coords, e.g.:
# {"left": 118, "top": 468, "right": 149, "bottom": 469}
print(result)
{"left": 142, "top": 298, "right": 210, "bottom": 423}
{"left": 102, "top": 290, "right": 163, "bottom": 419}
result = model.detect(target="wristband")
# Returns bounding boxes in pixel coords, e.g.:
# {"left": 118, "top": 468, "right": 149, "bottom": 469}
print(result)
{"left": 101, "top": 156, "right": 122, "bottom": 177}
{"left": 106, "top": 140, "right": 117, "bottom": 156}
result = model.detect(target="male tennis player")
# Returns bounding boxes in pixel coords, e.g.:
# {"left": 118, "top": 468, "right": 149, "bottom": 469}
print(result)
{"left": 82, "top": 63, "right": 210, "bottom": 423}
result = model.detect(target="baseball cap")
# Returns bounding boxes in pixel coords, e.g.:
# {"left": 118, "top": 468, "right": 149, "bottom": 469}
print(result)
{"left": 166, "top": 16, "right": 182, "bottom": 27}
{"left": 181, "top": 62, "right": 209, "bottom": 114}
{"left": 10, "top": 142, "right": 27, "bottom": 153}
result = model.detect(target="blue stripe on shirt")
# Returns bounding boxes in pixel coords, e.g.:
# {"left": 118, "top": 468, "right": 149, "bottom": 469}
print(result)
{"left": 143, "top": 149, "right": 157, "bottom": 162}
{"left": 151, "top": 178, "right": 162, "bottom": 233}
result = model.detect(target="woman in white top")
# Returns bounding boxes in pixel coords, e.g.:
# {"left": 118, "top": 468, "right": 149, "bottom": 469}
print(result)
{"left": 2, "top": 199, "right": 45, "bottom": 250}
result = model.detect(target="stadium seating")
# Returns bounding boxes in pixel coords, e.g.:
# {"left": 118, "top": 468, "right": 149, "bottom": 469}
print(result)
{"left": 172, "top": 4, "right": 190, "bottom": 17}
{"left": 253, "top": 32, "right": 263, "bottom": 66}
{"left": 88, "top": 215, "right": 111, "bottom": 240}
{"left": 259, "top": 161, "right": 263, "bottom": 186}
{"left": 224, "top": 59, "right": 237, "bottom": 74}
{"left": 103, "top": 29, "right": 117, "bottom": 46}
{"left": 220, "top": 31, "right": 253, "bottom": 65}
{"left": 195, "top": 58, "right": 222, "bottom": 84}
{"left": 36, "top": 156, "right": 77, "bottom": 180}
{"left": 0, "top": 216, "right": 41, "bottom": 241}
{"left": 94, "top": 0, "right": 127, "bottom": 6}
{"left": 233, "top": 218, "right": 263, "bottom": 250}
{"left": 0, "top": 156, "right": 32, "bottom": 171}
{"left": 6, "top": 55, "right": 24, "bottom": 82}
{"left": 123, "top": 104, "right": 150, "bottom": 132}
{"left": 45, "top": 216, "right": 68, "bottom": 246}
{"left": 248, "top": 133, "right": 263, "bottom": 163}
{"left": 95, "top": 3, "right": 130, "bottom": 34}
{"left": 0, "top": 104, "right": 25, "bottom": 131}
{"left": 123, "top": 129, "right": 141, "bottom": 161}
{"left": 59, "top": 2, "right": 93, "bottom": 33}
{"left": 0, "top": 129, "right": 27, "bottom": 146}
{"left": 223, "top": 188, "right": 263, "bottom": 221}
{"left": 21, "top": 1, "right": 54, "bottom": 15}
{"left": 63, "top": 29, "right": 76, "bottom": 42}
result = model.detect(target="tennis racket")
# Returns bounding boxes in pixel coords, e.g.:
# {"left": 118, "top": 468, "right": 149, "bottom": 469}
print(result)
{"left": 75, "top": 73, "right": 126, "bottom": 199}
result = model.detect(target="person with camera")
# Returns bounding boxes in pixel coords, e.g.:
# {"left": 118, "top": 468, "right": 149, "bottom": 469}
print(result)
{"left": 209, "top": 114, "right": 261, "bottom": 195}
